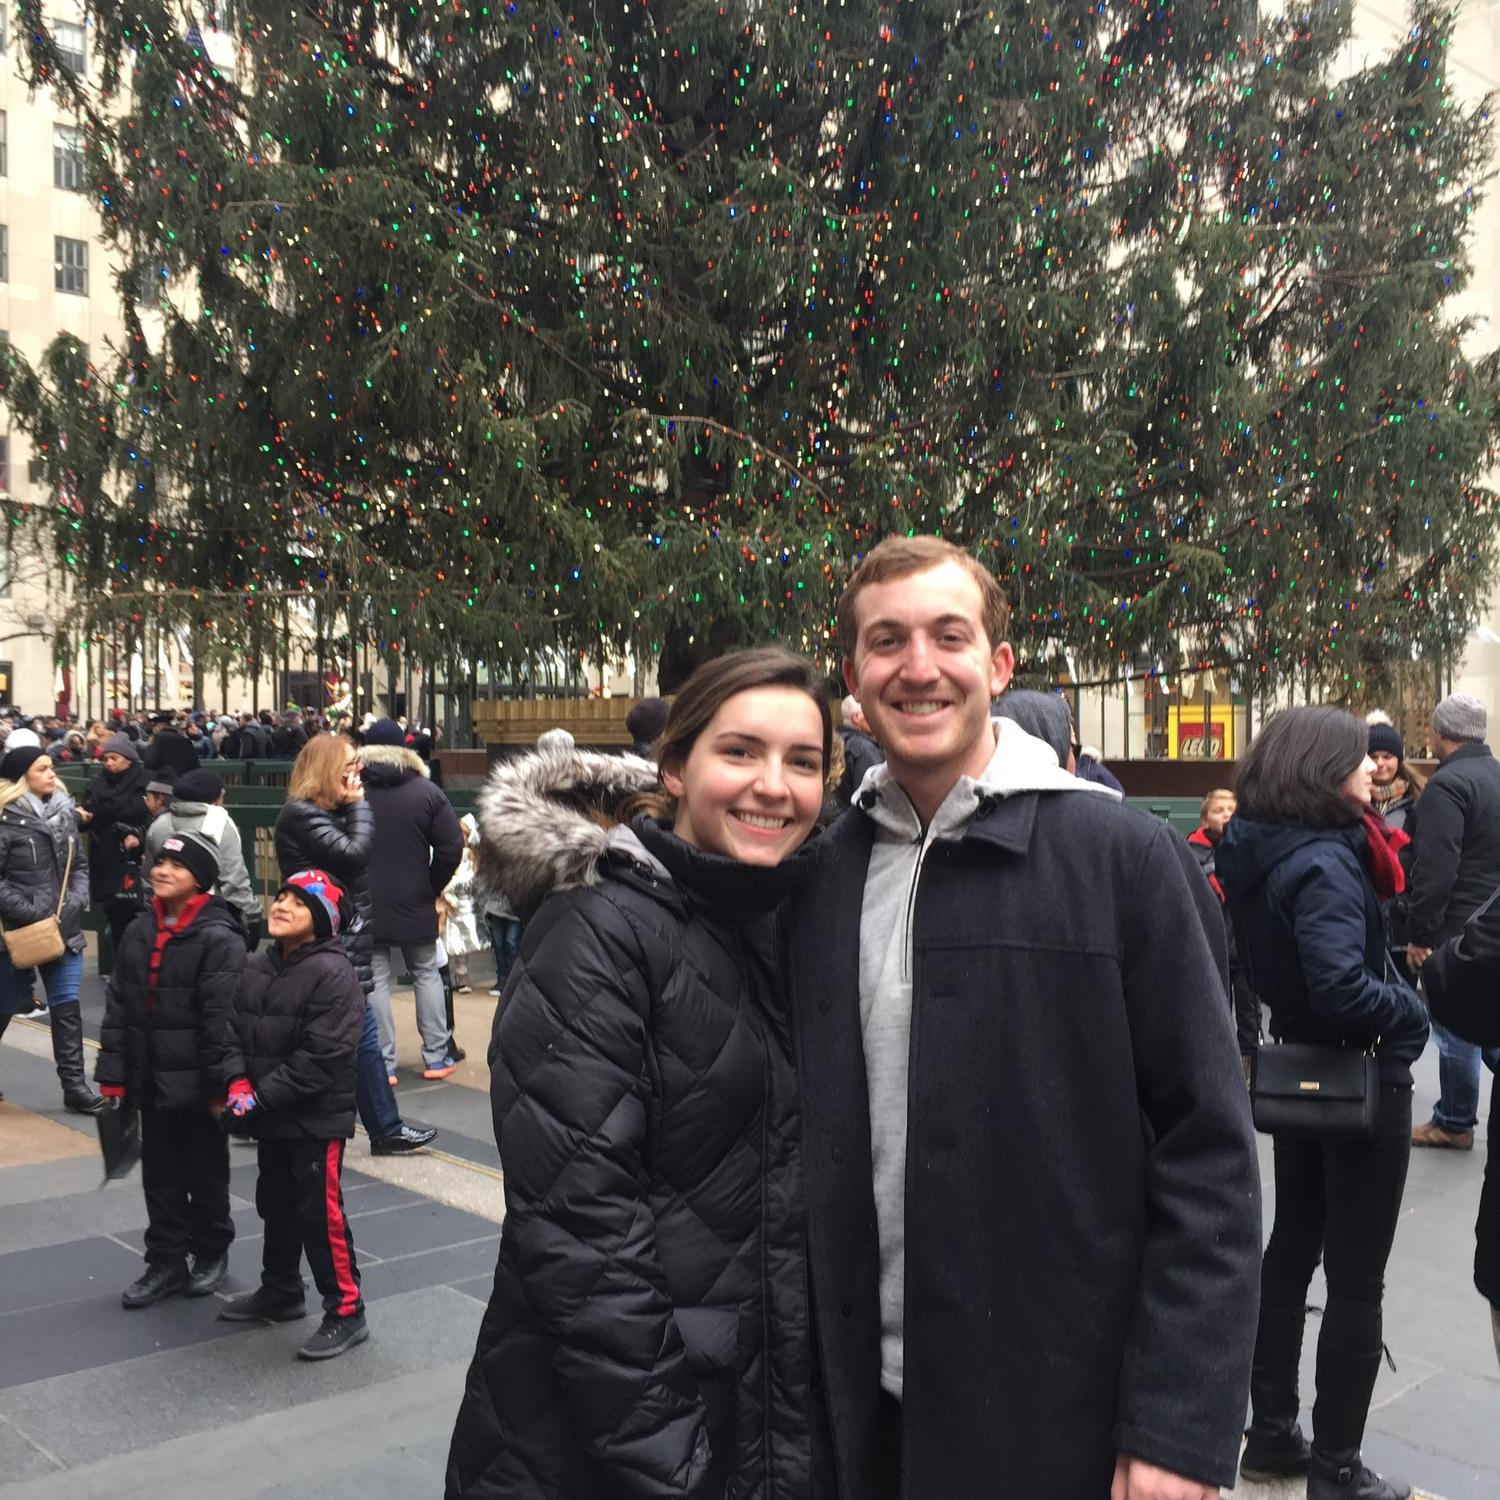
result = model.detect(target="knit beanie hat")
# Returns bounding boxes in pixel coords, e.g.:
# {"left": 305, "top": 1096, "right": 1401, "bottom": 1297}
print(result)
{"left": 100, "top": 731, "right": 141, "bottom": 763}
{"left": 363, "top": 717, "right": 406, "bottom": 746}
{"left": 1367, "top": 719, "right": 1404, "bottom": 759}
{"left": 1432, "top": 693, "right": 1487, "bottom": 744}
{"left": 173, "top": 769, "right": 224, "bottom": 805}
{"left": 156, "top": 830, "right": 220, "bottom": 892}
{"left": 279, "top": 869, "right": 346, "bottom": 940}
{"left": 4, "top": 728, "right": 41, "bottom": 753}
{"left": 625, "top": 697, "right": 670, "bottom": 743}
{"left": 1, "top": 744, "right": 48, "bottom": 782}
{"left": 145, "top": 771, "right": 177, "bottom": 797}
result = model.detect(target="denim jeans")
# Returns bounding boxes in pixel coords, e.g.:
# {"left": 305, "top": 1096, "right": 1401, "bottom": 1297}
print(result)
{"left": 0, "top": 948, "right": 83, "bottom": 1018}
{"left": 1430, "top": 1019, "right": 1500, "bottom": 1134}
{"left": 353, "top": 1002, "right": 401, "bottom": 1141}
{"left": 486, "top": 914, "right": 522, "bottom": 993}
{"left": 370, "top": 941, "right": 449, "bottom": 1071}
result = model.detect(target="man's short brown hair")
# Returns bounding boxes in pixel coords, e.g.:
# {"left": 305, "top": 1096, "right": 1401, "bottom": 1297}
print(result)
{"left": 837, "top": 536, "right": 1011, "bottom": 656}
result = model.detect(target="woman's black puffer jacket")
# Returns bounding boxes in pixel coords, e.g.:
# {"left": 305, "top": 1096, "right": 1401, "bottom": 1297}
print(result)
{"left": 273, "top": 797, "right": 374, "bottom": 995}
{"left": 0, "top": 792, "right": 90, "bottom": 952}
{"left": 81, "top": 763, "right": 151, "bottom": 904}
{"left": 446, "top": 750, "right": 830, "bottom": 1500}
{"left": 95, "top": 896, "right": 248, "bottom": 1109}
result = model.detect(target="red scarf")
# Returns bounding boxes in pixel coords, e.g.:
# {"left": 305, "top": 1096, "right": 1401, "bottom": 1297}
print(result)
{"left": 1360, "top": 810, "right": 1409, "bottom": 901}
{"left": 146, "top": 893, "right": 213, "bottom": 1014}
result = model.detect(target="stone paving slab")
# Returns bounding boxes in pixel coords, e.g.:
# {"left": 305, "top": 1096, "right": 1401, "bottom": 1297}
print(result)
{"left": 0, "top": 1284, "right": 481, "bottom": 1471}
{"left": 0, "top": 1101, "right": 97, "bottom": 1169}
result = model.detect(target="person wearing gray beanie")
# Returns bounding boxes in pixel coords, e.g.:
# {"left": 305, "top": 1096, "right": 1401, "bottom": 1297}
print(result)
{"left": 100, "top": 731, "right": 141, "bottom": 764}
{"left": 1432, "top": 693, "right": 1487, "bottom": 746}
{"left": 1408, "top": 691, "right": 1500, "bottom": 1153}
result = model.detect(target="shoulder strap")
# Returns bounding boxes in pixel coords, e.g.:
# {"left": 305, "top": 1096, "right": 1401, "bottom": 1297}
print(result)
{"left": 53, "top": 835, "right": 75, "bottom": 921}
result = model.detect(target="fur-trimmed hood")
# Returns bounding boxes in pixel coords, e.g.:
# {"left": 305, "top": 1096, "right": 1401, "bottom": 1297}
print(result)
{"left": 358, "top": 744, "right": 429, "bottom": 784}
{"left": 475, "top": 749, "right": 658, "bottom": 917}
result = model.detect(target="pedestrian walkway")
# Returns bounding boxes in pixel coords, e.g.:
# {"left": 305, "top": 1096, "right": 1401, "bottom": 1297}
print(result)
{"left": 2, "top": 972, "right": 1497, "bottom": 1498}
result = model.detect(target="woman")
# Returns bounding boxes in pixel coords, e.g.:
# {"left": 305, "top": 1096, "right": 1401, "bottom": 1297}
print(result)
{"left": 78, "top": 732, "right": 153, "bottom": 956}
{"left": 1366, "top": 715, "right": 1424, "bottom": 835}
{"left": 447, "top": 647, "right": 833, "bottom": 1500}
{"left": 274, "top": 735, "right": 434, "bottom": 1156}
{"left": 1218, "top": 707, "right": 1430, "bottom": 1500}
{"left": 0, "top": 745, "right": 101, "bottom": 1114}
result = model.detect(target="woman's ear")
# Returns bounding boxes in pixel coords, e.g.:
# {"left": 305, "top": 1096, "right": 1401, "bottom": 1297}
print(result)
{"left": 660, "top": 753, "right": 686, "bottom": 802}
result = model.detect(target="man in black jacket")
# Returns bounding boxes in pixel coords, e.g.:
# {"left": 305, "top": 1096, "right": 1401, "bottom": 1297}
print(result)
{"left": 141, "top": 713, "right": 202, "bottom": 776}
{"left": 835, "top": 694, "right": 884, "bottom": 809}
{"left": 1406, "top": 693, "right": 1500, "bottom": 1151}
{"left": 361, "top": 721, "right": 464, "bottom": 1081}
{"left": 96, "top": 831, "right": 248, "bottom": 1309}
{"left": 219, "top": 870, "right": 369, "bottom": 1361}
{"left": 783, "top": 536, "right": 1260, "bottom": 1500}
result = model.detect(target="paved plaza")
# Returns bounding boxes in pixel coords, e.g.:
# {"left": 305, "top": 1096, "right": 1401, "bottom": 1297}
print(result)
{"left": 1, "top": 954, "right": 1496, "bottom": 1499}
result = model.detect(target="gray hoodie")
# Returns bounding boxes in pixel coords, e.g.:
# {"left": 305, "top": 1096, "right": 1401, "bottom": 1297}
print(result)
{"left": 143, "top": 800, "right": 261, "bottom": 929}
{"left": 855, "top": 718, "right": 1116, "bottom": 1399}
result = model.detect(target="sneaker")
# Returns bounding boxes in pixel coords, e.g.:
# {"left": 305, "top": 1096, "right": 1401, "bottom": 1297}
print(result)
{"left": 386, "top": 1074, "right": 399, "bottom": 1088}
{"left": 370, "top": 1123, "right": 437, "bottom": 1155}
{"left": 450, "top": 1043, "right": 468, "bottom": 1064}
{"left": 456, "top": 984, "right": 472, "bottom": 994}
{"left": 422, "top": 1059, "right": 457, "bottom": 1080}
{"left": 1308, "top": 1455, "right": 1411, "bottom": 1499}
{"left": 121, "top": 1262, "right": 190, "bottom": 1309}
{"left": 20, "top": 1001, "right": 47, "bottom": 1020}
{"left": 1411, "top": 1120, "right": 1474, "bottom": 1150}
{"left": 217, "top": 1286, "right": 308, "bottom": 1323}
{"left": 185, "top": 1253, "right": 229, "bottom": 1298}
{"left": 488, "top": 986, "right": 502, "bottom": 997}
{"left": 297, "top": 1311, "right": 369, "bottom": 1361}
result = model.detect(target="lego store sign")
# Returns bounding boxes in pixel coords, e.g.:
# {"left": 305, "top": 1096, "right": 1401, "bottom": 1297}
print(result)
{"left": 1167, "top": 705, "right": 1234, "bottom": 760}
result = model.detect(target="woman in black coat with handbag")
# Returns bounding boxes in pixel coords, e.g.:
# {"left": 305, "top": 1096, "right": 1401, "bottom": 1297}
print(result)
{"left": 1419, "top": 891, "right": 1500, "bottom": 1372}
{"left": 0, "top": 745, "right": 100, "bottom": 1114}
{"left": 273, "top": 734, "right": 434, "bottom": 1157}
{"left": 1218, "top": 707, "right": 1430, "bottom": 1500}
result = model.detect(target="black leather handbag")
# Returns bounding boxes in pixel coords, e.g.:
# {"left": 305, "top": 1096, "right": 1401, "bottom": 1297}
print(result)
{"left": 1250, "top": 1042, "right": 1379, "bottom": 1141}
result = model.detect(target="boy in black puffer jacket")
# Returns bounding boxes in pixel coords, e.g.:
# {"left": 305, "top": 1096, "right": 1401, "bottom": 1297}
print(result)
{"left": 96, "top": 830, "right": 248, "bottom": 1309}
{"left": 218, "top": 869, "right": 369, "bottom": 1361}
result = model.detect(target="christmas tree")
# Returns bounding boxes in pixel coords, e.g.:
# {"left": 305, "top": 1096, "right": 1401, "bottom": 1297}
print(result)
{"left": 3, "top": 0, "right": 1495, "bottom": 693}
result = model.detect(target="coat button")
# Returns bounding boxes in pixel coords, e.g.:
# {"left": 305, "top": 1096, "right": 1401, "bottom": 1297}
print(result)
{"left": 818, "top": 997, "right": 831, "bottom": 1013}
{"left": 840, "top": 1303, "right": 852, "bottom": 1318}
{"left": 831, "top": 1146, "right": 844, "bottom": 1163}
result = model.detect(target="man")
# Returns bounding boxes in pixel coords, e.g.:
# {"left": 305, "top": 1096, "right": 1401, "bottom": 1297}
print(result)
{"left": 141, "top": 712, "right": 201, "bottom": 776}
{"left": 784, "top": 536, "right": 1260, "bottom": 1499}
{"left": 836, "top": 694, "right": 885, "bottom": 808}
{"left": 625, "top": 696, "right": 669, "bottom": 761}
{"left": 360, "top": 718, "right": 464, "bottom": 1081}
{"left": 1405, "top": 693, "right": 1500, "bottom": 1151}
{"left": 143, "top": 769, "right": 264, "bottom": 949}
{"left": 272, "top": 710, "right": 309, "bottom": 760}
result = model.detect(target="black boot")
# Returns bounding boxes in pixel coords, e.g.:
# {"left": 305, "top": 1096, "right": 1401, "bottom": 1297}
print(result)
{"left": 441, "top": 963, "right": 466, "bottom": 1063}
{"left": 121, "top": 1262, "right": 190, "bottom": 1309}
{"left": 50, "top": 1004, "right": 103, "bottom": 1114}
{"left": 1241, "top": 1301, "right": 1312, "bottom": 1480}
{"left": 1308, "top": 1451, "right": 1411, "bottom": 1499}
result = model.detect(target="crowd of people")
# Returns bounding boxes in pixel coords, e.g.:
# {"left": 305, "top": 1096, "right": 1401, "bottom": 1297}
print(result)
{"left": 1, "top": 540, "right": 1497, "bottom": 1498}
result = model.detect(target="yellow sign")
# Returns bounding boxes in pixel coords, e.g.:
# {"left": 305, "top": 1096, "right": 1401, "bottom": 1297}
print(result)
{"left": 1166, "top": 704, "right": 1235, "bottom": 760}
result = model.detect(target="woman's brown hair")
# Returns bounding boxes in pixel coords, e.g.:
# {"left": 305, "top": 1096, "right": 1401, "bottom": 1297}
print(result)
{"left": 626, "top": 647, "right": 833, "bottom": 819}
{"left": 1234, "top": 706, "right": 1367, "bottom": 827}
{"left": 287, "top": 733, "right": 355, "bottom": 810}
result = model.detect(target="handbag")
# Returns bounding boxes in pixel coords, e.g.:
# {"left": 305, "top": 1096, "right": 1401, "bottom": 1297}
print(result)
{"left": 1, "top": 837, "right": 75, "bottom": 969}
{"left": 1249, "top": 1040, "right": 1379, "bottom": 1141}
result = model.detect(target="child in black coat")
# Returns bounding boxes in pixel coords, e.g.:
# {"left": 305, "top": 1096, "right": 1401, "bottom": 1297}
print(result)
{"left": 218, "top": 869, "right": 369, "bottom": 1360}
{"left": 96, "top": 830, "right": 249, "bottom": 1308}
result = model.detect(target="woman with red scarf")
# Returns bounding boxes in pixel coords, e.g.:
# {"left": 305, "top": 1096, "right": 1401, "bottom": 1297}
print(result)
{"left": 1217, "top": 708, "right": 1430, "bottom": 1500}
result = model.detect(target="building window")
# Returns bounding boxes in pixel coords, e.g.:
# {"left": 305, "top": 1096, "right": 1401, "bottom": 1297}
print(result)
{"left": 55, "top": 236, "right": 88, "bottom": 296}
{"left": 54, "top": 20, "right": 85, "bottom": 75}
{"left": 53, "top": 124, "right": 84, "bottom": 191}
{"left": 0, "top": 226, "right": 8, "bottom": 282}
{"left": 136, "top": 262, "right": 164, "bottom": 307}
{"left": 0, "top": 112, "right": 7, "bottom": 176}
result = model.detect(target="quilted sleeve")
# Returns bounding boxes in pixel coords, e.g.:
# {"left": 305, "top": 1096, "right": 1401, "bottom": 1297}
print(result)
{"left": 489, "top": 888, "right": 713, "bottom": 1498}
